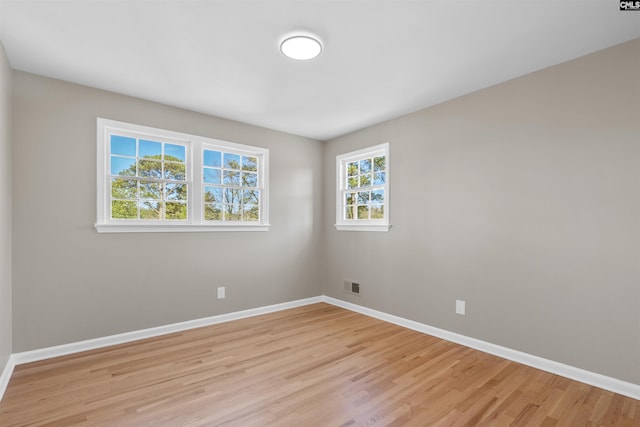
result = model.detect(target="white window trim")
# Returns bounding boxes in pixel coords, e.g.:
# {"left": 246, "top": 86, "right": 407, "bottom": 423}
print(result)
{"left": 96, "top": 118, "right": 270, "bottom": 233}
{"left": 335, "top": 142, "right": 390, "bottom": 232}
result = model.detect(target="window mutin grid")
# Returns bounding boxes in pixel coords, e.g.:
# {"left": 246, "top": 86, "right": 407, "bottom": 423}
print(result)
{"left": 109, "top": 135, "right": 188, "bottom": 221}
{"left": 202, "top": 148, "right": 261, "bottom": 222}
{"left": 336, "top": 143, "right": 390, "bottom": 232}
{"left": 96, "top": 118, "right": 269, "bottom": 233}
{"left": 344, "top": 155, "right": 386, "bottom": 220}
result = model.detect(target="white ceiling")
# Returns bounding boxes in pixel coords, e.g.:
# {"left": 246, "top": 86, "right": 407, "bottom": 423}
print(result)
{"left": 1, "top": 1, "right": 639, "bottom": 141}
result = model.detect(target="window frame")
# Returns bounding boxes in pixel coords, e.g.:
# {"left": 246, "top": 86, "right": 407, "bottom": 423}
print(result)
{"left": 335, "top": 142, "right": 390, "bottom": 232}
{"left": 96, "top": 118, "right": 269, "bottom": 233}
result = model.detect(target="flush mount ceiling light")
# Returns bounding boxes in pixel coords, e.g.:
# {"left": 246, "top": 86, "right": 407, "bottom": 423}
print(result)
{"left": 280, "top": 35, "right": 322, "bottom": 60}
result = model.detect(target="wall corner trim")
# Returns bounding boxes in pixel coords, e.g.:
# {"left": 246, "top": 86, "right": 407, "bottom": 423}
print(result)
{"left": 0, "top": 355, "right": 16, "bottom": 403}
{"left": 321, "top": 296, "right": 640, "bottom": 401}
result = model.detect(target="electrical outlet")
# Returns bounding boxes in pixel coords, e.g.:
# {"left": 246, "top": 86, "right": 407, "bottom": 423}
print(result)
{"left": 217, "top": 286, "right": 226, "bottom": 299}
{"left": 456, "top": 300, "right": 466, "bottom": 315}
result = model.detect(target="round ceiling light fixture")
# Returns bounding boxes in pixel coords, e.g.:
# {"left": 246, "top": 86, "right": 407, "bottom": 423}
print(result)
{"left": 280, "top": 35, "right": 322, "bottom": 60}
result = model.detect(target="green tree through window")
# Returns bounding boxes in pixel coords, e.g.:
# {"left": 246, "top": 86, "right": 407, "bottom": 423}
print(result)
{"left": 203, "top": 150, "right": 260, "bottom": 222}
{"left": 336, "top": 143, "right": 390, "bottom": 232}
{"left": 97, "top": 118, "right": 270, "bottom": 232}
{"left": 110, "top": 136, "right": 188, "bottom": 220}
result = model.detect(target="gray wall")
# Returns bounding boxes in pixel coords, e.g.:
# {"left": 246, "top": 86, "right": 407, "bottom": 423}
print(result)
{"left": 0, "top": 42, "right": 12, "bottom": 369}
{"left": 12, "top": 72, "right": 324, "bottom": 352}
{"left": 322, "top": 39, "right": 640, "bottom": 384}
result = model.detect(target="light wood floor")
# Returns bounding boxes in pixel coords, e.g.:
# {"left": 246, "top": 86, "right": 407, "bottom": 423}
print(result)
{"left": 1, "top": 303, "right": 638, "bottom": 426}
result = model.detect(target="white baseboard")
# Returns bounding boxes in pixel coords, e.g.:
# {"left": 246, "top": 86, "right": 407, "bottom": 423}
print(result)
{"left": 3, "top": 294, "right": 638, "bottom": 404}
{"left": 322, "top": 296, "right": 640, "bottom": 401}
{"left": 0, "top": 354, "right": 16, "bottom": 403}
{"left": 12, "top": 296, "right": 323, "bottom": 366}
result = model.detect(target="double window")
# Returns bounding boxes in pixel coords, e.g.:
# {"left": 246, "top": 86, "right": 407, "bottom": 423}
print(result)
{"left": 336, "top": 143, "right": 390, "bottom": 232}
{"left": 96, "top": 118, "right": 269, "bottom": 232}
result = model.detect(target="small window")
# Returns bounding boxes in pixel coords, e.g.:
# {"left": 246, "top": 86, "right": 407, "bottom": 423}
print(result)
{"left": 335, "top": 143, "right": 390, "bottom": 231}
{"left": 96, "top": 118, "right": 269, "bottom": 233}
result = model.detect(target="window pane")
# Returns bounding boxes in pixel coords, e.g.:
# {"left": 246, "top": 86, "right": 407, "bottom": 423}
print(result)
{"left": 138, "top": 160, "right": 162, "bottom": 178}
{"left": 164, "top": 162, "right": 186, "bottom": 180}
{"left": 139, "top": 140, "right": 162, "bottom": 159}
{"left": 243, "top": 172, "right": 257, "bottom": 188}
{"left": 204, "top": 168, "right": 221, "bottom": 184}
{"left": 357, "top": 191, "right": 370, "bottom": 205}
{"left": 139, "top": 201, "right": 161, "bottom": 219}
{"left": 224, "top": 188, "right": 242, "bottom": 204}
{"left": 345, "top": 192, "right": 356, "bottom": 205}
{"left": 204, "top": 150, "right": 221, "bottom": 167}
{"left": 204, "top": 203, "right": 223, "bottom": 220}
{"left": 224, "top": 204, "right": 242, "bottom": 221}
{"left": 204, "top": 186, "right": 223, "bottom": 203}
{"left": 223, "top": 170, "right": 240, "bottom": 186}
{"left": 243, "top": 190, "right": 259, "bottom": 204}
{"left": 242, "top": 156, "right": 257, "bottom": 171}
{"left": 357, "top": 205, "right": 369, "bottom": 219}
{"left": 111, "top": 178, "right": 137, "bottom": 199}
{"left": 360, "top": 159, "right": 372, "bottom": 173}
{"left": 374, "top": 172, "right": 385, "bottom": 185}
{"left": 371, "top": 204, "right": 384, "bottom": 219}
{"left": 165, "top": 144, "right": 185, "bottom": 162}
{"left": 112, "top": 200, "right": 137, "bottom": 219}
{"left": 374, "top": 156, "right": 385, "bottom": 172}
{"left": 360, "top": 174, "right": 371, "bottom": 187}
{"left": 166, "top": 183, "right": 187, "bottom": 201}
{"left": 347, "top": 162, "right": 359, "bottom": 177}
{"left": 345, "top": 205, "right": 355, "bottom": 220}
{"left": 110, "top": 135, "right": 136, "bottom": 157}
{"left": 140, "top": 181, "right": 162, "bottom": 199}
{"left": 111, "top": 156, "right": 136, "bottom": 176}
{"left": 165, "top": 202, "right": 187, "bottom": 220}
{"left": 243, "top": 204, "right": 259, "bottom": 221}
{"left": 371, "top": 189, "right": 384, "bottom": 203}
{"left": 224, "top": 153, "right": 241, "bottom": 169}
{"left": 347, "top": 177, "right": 358, "bottom": 189}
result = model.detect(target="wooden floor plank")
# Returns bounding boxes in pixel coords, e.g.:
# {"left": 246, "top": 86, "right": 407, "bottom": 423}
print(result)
{"left": 0, "top": 303, "right": 638, "bottom": 426}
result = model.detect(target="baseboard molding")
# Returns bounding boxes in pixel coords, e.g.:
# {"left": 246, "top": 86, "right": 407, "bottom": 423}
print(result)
{"left": 4, "top": 295, "right": 639, "bottom": 404}
{"left": 12, "top": 296, "right": 323, "bottom": 366}
{"left": 0, "top": 354, "right": 16, "bottom": 403}
{"left": 322, "top": 296, "right": 640, "bottom": 401}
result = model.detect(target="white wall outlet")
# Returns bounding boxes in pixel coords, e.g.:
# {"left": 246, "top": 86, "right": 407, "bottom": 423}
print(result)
{"left": 217, "top": 286, "right": 226, "bottom": 299}
{"left": 456, "top": 300, "right": 466, "bottom": 315}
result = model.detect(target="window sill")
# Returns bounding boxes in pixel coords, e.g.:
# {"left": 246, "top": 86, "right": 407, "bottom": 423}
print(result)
{"left": 95, "top": 223, "right": 270, "bottom": 233}
{"left": 334, "top": 224, "right": 391, "bottom": 232}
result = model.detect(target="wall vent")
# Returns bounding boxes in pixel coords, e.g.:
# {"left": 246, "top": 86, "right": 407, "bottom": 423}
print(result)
{"left": 344, "top": 280, "right": 360, "bottom": 295}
